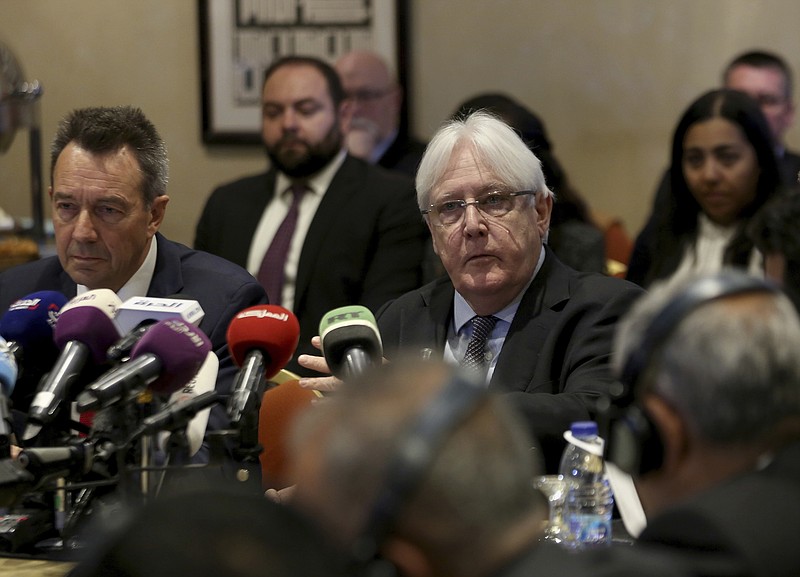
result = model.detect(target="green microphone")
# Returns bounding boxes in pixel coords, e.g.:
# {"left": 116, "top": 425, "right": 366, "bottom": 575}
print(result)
{"left": 318, "top": 305, "right": 383, "bottom": 380}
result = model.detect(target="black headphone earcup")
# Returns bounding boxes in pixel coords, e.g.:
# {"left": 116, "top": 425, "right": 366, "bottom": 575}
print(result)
{"left": 609, "top": 403, "right": 664, "bottom": 477}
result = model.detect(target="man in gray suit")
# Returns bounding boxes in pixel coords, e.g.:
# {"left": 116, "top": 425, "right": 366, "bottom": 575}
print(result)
{"left": 195, "top": 56, "right": 428, "bottom": 375}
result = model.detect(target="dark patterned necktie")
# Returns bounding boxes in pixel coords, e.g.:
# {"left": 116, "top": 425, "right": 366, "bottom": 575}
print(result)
{"left": 257, "top": 183, "right": 307, "bottom": 304}
{"left": 462, "top": 315, "right": 498, "bottom": 374}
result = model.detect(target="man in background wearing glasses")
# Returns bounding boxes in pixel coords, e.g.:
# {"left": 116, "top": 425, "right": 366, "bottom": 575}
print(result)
{"left": 335, "top": 50, "right": 427, "bottom": 178}
{"left": 373, "top": 111, "right": 643, "bottom": 471}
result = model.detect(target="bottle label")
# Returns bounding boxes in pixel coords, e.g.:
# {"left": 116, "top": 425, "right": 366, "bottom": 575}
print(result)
{"left": 567, "top": 513, "right": 612, "bottom": 547}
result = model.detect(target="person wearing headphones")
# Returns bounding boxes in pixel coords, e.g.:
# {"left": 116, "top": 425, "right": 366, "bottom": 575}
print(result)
{"left": 608, "top": 270, "right": 800, "bottom": 576}
{"left": 280, "top": 359, "right": 688, "bottom": 577}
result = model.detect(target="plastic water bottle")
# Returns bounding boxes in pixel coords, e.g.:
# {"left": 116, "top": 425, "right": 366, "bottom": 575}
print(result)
{"left": 558, "top": 421, "right": 614, "bottom": 549}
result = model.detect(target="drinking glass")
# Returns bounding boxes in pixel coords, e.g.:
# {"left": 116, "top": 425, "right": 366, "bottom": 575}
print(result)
{"left": 533, "top": 474, "right": 567, "bottom": 544}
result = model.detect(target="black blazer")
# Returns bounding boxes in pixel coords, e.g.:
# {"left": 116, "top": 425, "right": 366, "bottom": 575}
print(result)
{"left": 638, "top": 440, "right": 800, "bottom": 577}
{"left": 195, "top": 155, "right": 429, "bottom": 374}
{"left": 377, "top": 133, "right": 427, "bottom": 178}
{"left": 376, "top": 248, "right": 644, "bottom": 471}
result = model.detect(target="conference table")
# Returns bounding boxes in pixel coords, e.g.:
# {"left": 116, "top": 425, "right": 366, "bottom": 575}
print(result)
{"left": 0, "top": 556, "right": 74, "bottom": 577}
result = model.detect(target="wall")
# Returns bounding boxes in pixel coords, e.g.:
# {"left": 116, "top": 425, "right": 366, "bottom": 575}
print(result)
{"left": 2, "top": 0, "right": 800, "bottom": 247}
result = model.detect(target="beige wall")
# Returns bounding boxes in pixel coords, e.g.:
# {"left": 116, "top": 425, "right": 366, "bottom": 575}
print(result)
{"left": 2, "top": 0, "right": 800, "bottom": 247}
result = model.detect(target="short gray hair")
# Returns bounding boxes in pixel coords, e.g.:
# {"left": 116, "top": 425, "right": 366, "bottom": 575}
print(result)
{"left": 51, "top": 106, "right": 168, "bottom": 206}
{"left": 613, "top": 273, "right": 800, "bottom": 444}
{"left": 415, "top": 110, "right": 552, "bottom": 211}
{"left": 289, "top": 359, "right": 543, "bottom": 577}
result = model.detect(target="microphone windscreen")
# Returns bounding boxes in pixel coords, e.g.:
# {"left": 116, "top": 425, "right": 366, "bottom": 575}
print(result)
{"left": 54, "top": 289, "right": 122, "bottom": 365}
{"left": 319, "top": 305, "right": 383, "bottom": 377}
{"left": 258, "top": 377, "right": 320, "bottom": 490}
{"left": 130, "top": 319, "right": 211, "bottom": 396}
{"left": 0, "top": 290, "right": 67, "bottom": 351}
{"left": 226, "top": 305, "right": 300, "bottom": 379}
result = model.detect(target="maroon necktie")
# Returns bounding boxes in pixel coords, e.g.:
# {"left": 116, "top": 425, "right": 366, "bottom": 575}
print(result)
{"left": 257, "top": 183, "right": 307, "bottom": 304}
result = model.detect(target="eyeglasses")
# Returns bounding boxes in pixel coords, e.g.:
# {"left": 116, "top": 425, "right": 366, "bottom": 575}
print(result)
{"left": 751, "top": 92, "right": 789, "bottom": 108}
{"left": 421, "top": 190, "right": 536, "bottom": 227}
{"left": 345, "top": 88, "right": 394, "bottom": 102}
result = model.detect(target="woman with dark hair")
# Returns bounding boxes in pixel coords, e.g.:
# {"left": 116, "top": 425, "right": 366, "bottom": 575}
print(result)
{"left": 627, "top": 88, "right": 781, "bottom": 287}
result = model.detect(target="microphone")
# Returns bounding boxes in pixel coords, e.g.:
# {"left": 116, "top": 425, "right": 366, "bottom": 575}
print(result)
{"left": 225, "top": 305, "right": 300, "bottom": 427}
{"left": 24, "top": 289, "right": 122, "bottom": 442}
{"left": 135, "top": 391, "right": 219, "bottom": 439}
{"left": 109, "top": 295, "right": 205, "bottom": 362}
{"left": 319, "top": 305, "right": 383, "bottom": 380}
{"left": 75, "top": 319, "right": 212, "bottom": 413}
{"left": 0, "top": 290, "right": 68, "bottom": 366}
{"left": 0, "top": 441, "right": 115, "bottom": 505}
{"left": 16, "top": 443, "right": 94, "bottom": 487}
{"left": 259, "top": 374, "right": 321, "bottom": 490}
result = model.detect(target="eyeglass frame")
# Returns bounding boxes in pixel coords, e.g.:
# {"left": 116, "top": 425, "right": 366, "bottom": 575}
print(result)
{"left": 420, "top": 189, "right": 537, "bottom": 227}
{"left": 345, "top": 87, "right": 396, "bottom": 103}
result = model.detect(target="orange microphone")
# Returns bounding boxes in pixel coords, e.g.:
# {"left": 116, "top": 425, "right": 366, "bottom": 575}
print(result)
{"left": 258, "top": 370, "right": 321, "bottom": 490}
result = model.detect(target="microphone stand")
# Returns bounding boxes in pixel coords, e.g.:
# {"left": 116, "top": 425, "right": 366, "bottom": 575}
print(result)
{"left": 230, "top": 383, "right": 271, "bottom": 490}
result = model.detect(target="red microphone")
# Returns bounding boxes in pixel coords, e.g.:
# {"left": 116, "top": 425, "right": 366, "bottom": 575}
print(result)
{"left": 226, "top": 305, "right": 300, "bottom": 426}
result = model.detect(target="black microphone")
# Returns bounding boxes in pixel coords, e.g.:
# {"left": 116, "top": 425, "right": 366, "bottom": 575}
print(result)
{"left": 24, "top": 289, "right": 122, "bottom": 442}
{"left": 319, "top": 305, "right": 383, "bottom": 380}
{"left": 133, "top": 391, "right": 219, "bottom": 440}
{"left": 16, "top": 443, "right": 94, "bottom": 486}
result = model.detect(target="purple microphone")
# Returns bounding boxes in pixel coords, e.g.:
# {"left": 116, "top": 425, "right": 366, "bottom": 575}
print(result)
{"left": 23, "top": 289, "right": 122, "bottom": 442}
{"left": 76, "top": 318, "right": 212, "bottom": 413}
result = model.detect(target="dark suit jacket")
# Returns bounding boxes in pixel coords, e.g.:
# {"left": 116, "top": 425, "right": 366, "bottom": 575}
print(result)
{"left": 195, "top": 155, "right": 429, "bottom": 374}
{"left": 0, "top": 234, "right": 268, "bottom": 456}
{"left": 636, "top": 440, "right": 800, "bottom": 577}
{"left": 503, "top": 541, "right": 695, "bottom": 577}
{"left": 376, "top": 248, "right": 644, "bottom": 471}
{"left": 779, "top": 149, "right": 800, "bottom": 186}
{"left": 377, "top": 133, "right": 427, "bottom": 178}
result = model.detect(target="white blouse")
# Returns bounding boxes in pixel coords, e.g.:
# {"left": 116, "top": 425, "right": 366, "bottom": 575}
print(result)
{"left": 670, "top": 213, "right": 763, "bottom": 285}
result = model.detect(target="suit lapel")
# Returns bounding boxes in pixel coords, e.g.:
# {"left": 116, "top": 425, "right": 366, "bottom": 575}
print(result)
{"left": 57, "top": 267, "right": 78, "bottom": 300}
{"left": 240, "top": 171, "right": 277, "bottom": 264}
{"left": 490, "top": 250, "right": 572, "bottom": 393}
{"left": 416, "top": 278, "right": 453, "bottom": 353}
{"left": 145, "top": 234, "right": 183, "bottom": 298}
{"left": 293, "top": 156, "right": 359, "bottom": 308}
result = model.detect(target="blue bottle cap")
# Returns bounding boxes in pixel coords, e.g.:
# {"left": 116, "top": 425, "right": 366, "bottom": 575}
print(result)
{"left": 570, "top": 421, "right": 598, "bottom": 439}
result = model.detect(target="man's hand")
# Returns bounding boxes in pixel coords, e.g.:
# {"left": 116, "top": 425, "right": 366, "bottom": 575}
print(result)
{"left": 297, "top": 336, "right": 343, "bottom": 393}
{"left": 264, "top": 485, "right": 295, "bottom": 504}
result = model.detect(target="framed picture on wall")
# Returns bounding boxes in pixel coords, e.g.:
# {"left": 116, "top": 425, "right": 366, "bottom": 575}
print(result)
{"left": 199, "top": 0, "right": 409, "bottom": 145}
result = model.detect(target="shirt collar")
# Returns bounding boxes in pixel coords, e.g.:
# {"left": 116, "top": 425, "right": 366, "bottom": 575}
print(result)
{"left": 275, "top": 148, "right": 347, "bottom": 197}
{"left": 76, "top": 235, "right": 158, "bottom": 300}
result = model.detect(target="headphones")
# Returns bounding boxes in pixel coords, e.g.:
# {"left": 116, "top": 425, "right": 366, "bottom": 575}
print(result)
{"left": 351, "top": 371, "right": 487, "bottom": 576}
{"left": 608, "top": 271, "right": 779, "bottom": 477}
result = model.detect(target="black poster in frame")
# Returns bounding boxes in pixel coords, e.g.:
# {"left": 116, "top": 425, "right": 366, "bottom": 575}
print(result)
{"left": 199, "top": 0, "right": 410, "bottom": 145}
